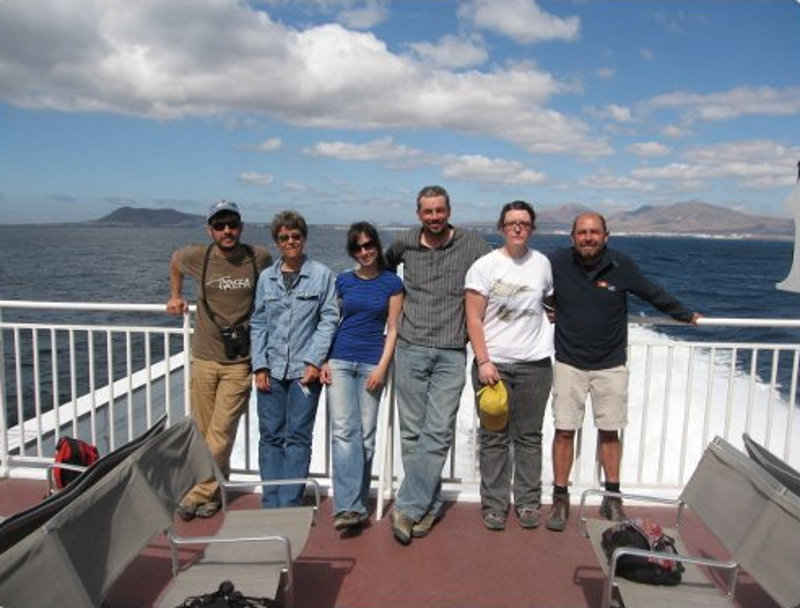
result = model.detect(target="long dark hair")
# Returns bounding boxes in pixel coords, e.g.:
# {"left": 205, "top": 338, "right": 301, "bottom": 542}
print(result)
{"left": 346, "top": 221, "right": 386, "bottom": 271}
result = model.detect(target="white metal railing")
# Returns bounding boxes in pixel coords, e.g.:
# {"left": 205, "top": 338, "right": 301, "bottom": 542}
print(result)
{"left": 2, "top": 300, "right": 799, "bottom": 516}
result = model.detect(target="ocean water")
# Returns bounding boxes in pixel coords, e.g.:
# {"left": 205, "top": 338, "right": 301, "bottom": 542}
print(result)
{"left": 2, "top": 224, "right": 800, "bottom": 425}
{"left": 3, "top": 223, "right": 799, "bottom": 327}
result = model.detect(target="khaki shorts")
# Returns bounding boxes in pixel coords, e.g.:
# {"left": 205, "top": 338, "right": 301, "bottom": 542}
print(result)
{"left": 552, "top": 361, "right": 628, "bottom": 431}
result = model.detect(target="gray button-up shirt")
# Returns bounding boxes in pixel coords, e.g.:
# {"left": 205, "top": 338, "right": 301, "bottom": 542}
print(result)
{"left": 386, "top": 226, "right": 490, "bottom": 349}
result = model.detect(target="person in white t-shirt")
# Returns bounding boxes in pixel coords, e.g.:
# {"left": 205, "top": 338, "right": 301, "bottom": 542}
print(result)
{"left": 465, "top": 200, "right": 554, "bottom": 531}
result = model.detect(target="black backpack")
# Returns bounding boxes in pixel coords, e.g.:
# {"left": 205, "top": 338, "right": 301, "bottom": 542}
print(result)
{"left": 601, "top": 518, "right": 684, "bottom": 586}
{"left": 177, "top": 581, "right": 278, "bottom": 608}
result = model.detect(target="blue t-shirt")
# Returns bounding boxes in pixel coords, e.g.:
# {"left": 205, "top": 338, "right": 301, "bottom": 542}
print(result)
{"left": 328, "top": 270, "right": 404, "bottom": 364}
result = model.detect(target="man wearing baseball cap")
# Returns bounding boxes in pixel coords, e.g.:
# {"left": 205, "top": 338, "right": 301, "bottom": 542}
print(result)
{"left": 166, "top": 200, "right": 272, "bottom": 520}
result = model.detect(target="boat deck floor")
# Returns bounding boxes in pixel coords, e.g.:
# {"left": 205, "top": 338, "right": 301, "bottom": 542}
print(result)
{"left": 0, "top": 478, "right": 778, "bottom": 608}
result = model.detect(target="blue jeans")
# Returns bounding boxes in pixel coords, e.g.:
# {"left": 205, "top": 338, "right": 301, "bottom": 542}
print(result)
{"left": 393, "top": 341, "right": 466, "bottom": 521}
{"left": 327, "top": 359, "right": 382, "bottom": 516}
{"left": 257, "top": 377, "right": 322, "bottom": 508}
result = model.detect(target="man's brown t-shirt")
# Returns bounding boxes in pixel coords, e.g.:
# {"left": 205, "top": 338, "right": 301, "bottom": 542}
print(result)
{"left": 176, "top": 244, "right": 272, "bottom": 363}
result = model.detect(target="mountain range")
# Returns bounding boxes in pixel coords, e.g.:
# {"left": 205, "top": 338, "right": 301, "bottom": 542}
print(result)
{"left": 538, "top": 201, "right": 793, "bottom": 238}
{"left": 93, "top": 201, "right": 794, "bottom": 239}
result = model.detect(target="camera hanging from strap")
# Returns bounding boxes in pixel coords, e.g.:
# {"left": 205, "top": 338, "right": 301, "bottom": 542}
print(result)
{"left": 200, "top": 243, "right": 259, "bottom": 359}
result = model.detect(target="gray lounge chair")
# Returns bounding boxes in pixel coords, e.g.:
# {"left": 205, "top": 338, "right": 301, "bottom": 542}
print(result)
{"left": 0, "top": 417, "right": 214, "bottom": 608}
{"left": 578, "top": 436, "right": 800, "bottom": 608}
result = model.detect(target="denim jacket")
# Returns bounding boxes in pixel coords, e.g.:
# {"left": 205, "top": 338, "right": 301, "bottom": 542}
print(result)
{"left": 250, "top": 256, "right": 339, "bottom": 379}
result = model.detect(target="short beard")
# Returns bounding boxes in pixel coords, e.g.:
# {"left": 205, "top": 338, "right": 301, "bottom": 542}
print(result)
{"left": 216, "top": 240, "right": 240, "bottom": 253}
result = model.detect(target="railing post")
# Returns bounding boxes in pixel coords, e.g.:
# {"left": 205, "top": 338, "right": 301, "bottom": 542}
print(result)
{"left": 182, "top": 311, "right": 192, "bottom": 420}
{"left": 0, "top": 304, "right": 8, "bottom": 477}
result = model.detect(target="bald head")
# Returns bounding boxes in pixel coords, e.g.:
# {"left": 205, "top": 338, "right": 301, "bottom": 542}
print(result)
{"left": 570, "top": 212, "right": 609, "bottom": 264}
{"left": 571, "top": 212, "right": 608, "bottom": 236}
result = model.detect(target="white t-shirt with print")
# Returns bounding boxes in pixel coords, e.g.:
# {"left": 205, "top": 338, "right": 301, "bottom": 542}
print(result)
{"left": 464, "top": 248, "right": 554, "bottom": 363}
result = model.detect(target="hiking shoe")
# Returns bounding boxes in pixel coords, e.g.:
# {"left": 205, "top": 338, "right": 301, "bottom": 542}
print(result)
{"left": 334, "top": 511, "right": 363, "bottom": 531}
{"left": 176, "top": 500, "right": 197, "bottom": 522}
{"left": 391, "top": 509, "right": 414, "bottom": 545}
{"left": 516, "top": 505, "right": 540, "bottom": 529}
{"left": 599, "top": 496, "right": 627, "bottom": 522}
{"left": 412, "top": 509, "right": 439, "bottom": 538}
{"left": 194, "top": 501, "right": 220, "bottom": 519}
{"left": 545, "top": 493, "right": 570, "bottom": 532}
{"left": 482, "top": 510, "right": 506, "bottom": 531}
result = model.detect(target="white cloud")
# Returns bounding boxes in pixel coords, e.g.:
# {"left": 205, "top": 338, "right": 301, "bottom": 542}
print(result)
{"left": 304, "top": 136, "right": 422, "bottom": 162}
{"left": 407, "top": 35, "right": 488, "bottom": 70}
{"left": 580, "top": 172, "right": 655, "bottom": 192}
{"left": 255, "top": 138, "right": 283, "bottom": 152}
{"left": 586, "top": 104, "right": 634, "bottom": 123}
{"left": 239, "top": 171, "right": 274, "bottom": 186}
{"left": 304, "top": 137, "right": 546, "bottom": 185}
{"left": 647, "top": 86, "right": 800, "bottom": 124}
{"left": 594, "top": 67, "right": 616, "bottom": 80}
{"left": 336, "top": 0, "right": 389, "bottom": 29}
{"left": 607, "top": 104, "right": 634, "bottom": 123}
{"left": 0, "top": 0, "right": 605, "bottom": 157}
{"left": 627, "top": 141, "right": 671, "bottom": 157}
{"left": 631, "top": 140, "right": 799, "bottom": 189}
{"left": 441, "top": 154, "right": 546, "bottom": 185}
{"left": 660, "top": 124, "right": 693, "bottom": 139}
{"left": 458, "top": 0, "right": 580, "bottom": 44}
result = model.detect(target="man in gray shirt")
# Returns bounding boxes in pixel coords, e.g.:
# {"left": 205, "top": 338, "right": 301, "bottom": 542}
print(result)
{"left": 385, "top": 185, "right": 490, "bottom": 544}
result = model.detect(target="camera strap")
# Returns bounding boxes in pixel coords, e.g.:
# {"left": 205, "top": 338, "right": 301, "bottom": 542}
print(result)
{"left": 200, "top": 243, "right": 258, "bottom": 330}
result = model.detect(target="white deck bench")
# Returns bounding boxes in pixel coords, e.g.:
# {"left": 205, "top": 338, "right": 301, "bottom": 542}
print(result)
{"left": 578, "top": 436, "right": 800, "bottom": 608}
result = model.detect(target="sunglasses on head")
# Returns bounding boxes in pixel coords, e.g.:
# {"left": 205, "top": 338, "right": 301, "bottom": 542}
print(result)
{"left": 210, "top": 219, "right": 241, "bottom": 231}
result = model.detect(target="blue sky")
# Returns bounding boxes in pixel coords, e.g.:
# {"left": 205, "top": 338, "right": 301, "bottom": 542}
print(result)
{"left": 1, "top": 0, "right": 799, "bottom": 225}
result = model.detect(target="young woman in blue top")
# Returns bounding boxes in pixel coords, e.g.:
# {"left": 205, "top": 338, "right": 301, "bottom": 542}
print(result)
{"left": 321, "top": 222, "right": 404, "bottom": 531}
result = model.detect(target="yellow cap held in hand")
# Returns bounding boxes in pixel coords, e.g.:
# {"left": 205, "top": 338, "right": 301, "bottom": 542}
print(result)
{"left": 476, "top": 379, "right": 509, "bottom": 432}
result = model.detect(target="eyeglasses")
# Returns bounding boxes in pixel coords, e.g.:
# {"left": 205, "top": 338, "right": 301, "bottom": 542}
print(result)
{"left": 276, "top": 232, "right": 304, "bottom": 243}
{"left": 352, "top": 240, "right": 376, "bottom": 253}
{"left": 503, "top": 220, "right": 533, "bottom": 231}
{"left": 210, "top": 219, "right": 241, "bottom": 231}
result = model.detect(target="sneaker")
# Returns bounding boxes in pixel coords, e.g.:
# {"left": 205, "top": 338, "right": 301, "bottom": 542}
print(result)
{"left": 516, "top": 505, "right": 540, "bottom": 529}
{"left": 334, "top": 511, "right": 362, "bottom": 531}
{"left": 482, "top": 510, "right": 506, "bottom": 531}
{"left": 599, "top": 496, "right": 627, "bottom": 522}
{"left": 391, "top": 509, "right": 414, "bottom": 545}
{"left": 194, "top": 500, "right": 220, "bottom": 519}
{"left": 176, "top": 500, "right": 197, "bottom": 522}
{"left": 545, "top": 493, "right": 570, "bottom": 532}
{"left": 411, "top": 509, "right": 439, "bottom": 538}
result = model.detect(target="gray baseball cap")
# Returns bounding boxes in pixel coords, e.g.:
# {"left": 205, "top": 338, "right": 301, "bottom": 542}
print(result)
{"left": 207, "top": 200, "right": 240, "bottom": 222}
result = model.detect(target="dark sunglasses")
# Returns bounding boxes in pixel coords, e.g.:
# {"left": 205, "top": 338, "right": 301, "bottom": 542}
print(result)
{"left": 351, "top": 240, "right": 377, "bottom": 253}
{"left": 276, "top": 232, "right": 304, "bottom": 243}
{"left": 210, "top": 219, "right": 241, "bottom": 231}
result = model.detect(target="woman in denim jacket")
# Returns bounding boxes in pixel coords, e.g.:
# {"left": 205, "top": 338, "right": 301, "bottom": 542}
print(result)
{"left": 251, "top": 210, "right": 339, "bottom": 508}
